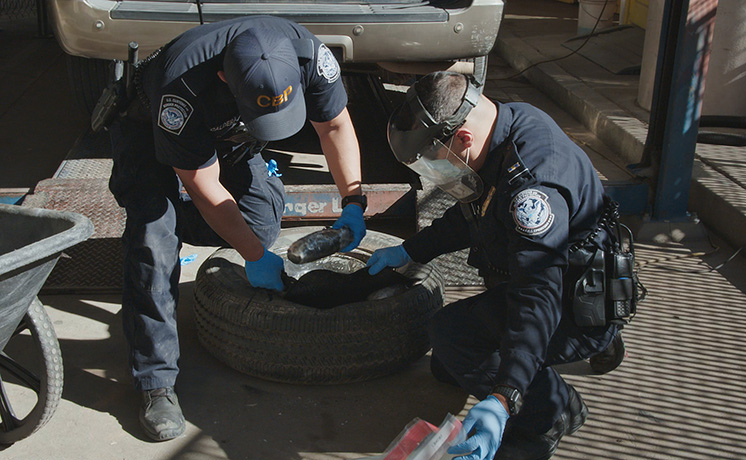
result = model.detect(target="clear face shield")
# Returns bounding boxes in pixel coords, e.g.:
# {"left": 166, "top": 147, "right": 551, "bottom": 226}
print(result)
{"left": 400, "top": 136, "right": 483, "bottom": 203}
{"left": 387, "top": 76, "right": 484, "bottom": 203}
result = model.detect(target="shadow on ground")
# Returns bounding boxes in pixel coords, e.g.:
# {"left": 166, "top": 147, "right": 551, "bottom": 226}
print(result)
{"left": 16, "top": 279, "right": 469, "bottom": 459}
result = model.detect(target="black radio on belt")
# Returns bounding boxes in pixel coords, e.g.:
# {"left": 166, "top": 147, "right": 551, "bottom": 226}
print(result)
{"left": 607, "top": 250, "right": 636, "bottom": 319}
{"left": 570, "top": 198, "right": 645, "bottom": 327}
{"left": 571, "top": 247, "right": 639, "bottom": 327}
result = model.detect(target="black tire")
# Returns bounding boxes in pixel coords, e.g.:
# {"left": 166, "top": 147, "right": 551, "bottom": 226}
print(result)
{"left": 0, "top": 299, "right": 64, "bottom": 444}
{"left": 65, "top": 55, "right": 112, "bottom": 115}
{"left": 193, "top": 227, "right": 445, "bottom": 385}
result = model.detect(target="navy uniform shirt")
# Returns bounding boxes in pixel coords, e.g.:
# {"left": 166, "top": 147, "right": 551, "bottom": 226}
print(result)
{"left": 404, "top": 101, "right": 607, "bottom": 394}
{"left": 142, "top": 16, "right": 348, "bottom": 170}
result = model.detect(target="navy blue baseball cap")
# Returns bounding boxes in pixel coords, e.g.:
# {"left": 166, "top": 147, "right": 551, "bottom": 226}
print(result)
{"left": 223, "top": 29, "right": 306, "bottom": 141}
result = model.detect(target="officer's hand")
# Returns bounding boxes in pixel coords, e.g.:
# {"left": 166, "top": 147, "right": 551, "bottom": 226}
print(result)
{"left": 331, "top": 203, "right": 366, "bottom": 252}
{"left": 366, "top": 245, "right": 411, "bottom": 275}
{"left": 244, "top": 249, "right": 285, "bottom": 291}
{"left": 448, "top": 396, "right": 510, "bottom": 460}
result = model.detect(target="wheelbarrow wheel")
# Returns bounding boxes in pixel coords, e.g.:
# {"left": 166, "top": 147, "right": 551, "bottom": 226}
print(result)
{"left": 0, "top": 299, "right": 63, "bottom": 444}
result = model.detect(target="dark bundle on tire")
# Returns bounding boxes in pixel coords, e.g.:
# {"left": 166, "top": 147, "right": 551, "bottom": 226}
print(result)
{"left": 283, "top": 267, "right": 412, "bottom": 309}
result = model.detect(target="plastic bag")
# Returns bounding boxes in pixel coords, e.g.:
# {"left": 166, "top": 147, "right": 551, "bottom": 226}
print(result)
{"left": 380, "top": 414, "right": 465, "bottom": 460}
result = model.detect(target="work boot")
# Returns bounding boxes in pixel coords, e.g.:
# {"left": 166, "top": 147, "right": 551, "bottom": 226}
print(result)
{"left": 140, "top": 387, "right": 186, "bottom": 441}
{"left": 589, "top": 330, "right": 626, "bottom": 374}
{"left": 495, "top": 385, "right": 589, "bottom": 460}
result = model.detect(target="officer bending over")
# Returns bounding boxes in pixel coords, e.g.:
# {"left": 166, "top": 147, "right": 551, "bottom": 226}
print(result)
{"left": 367, "top": 72, "right": 620, "bottom": 460}
{"left": 108, "top": 16, "right": 366, "bottom": 441}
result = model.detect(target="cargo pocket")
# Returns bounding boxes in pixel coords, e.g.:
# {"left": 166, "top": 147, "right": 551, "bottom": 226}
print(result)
{"left": 234, "top": 155, "right": 285, "bottom": 247}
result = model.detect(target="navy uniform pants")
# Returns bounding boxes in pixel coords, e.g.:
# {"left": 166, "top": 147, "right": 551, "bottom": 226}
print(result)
{"left": 429, "top": 285, "right": 617, "bottom": 434}
{"left": 109, "top": 116, "right": 284, "bottom": 391}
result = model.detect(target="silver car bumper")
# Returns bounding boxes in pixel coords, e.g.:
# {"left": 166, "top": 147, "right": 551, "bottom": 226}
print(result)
{"left": 48, "top": 0, "right": 503, "bottom": 64}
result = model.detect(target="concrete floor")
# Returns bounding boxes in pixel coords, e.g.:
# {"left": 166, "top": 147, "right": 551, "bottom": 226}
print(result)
{"left": 10, "top": 244, "right": 477, "bottom": 460}
{"left": 6, "top": 229, "right": 746, "bottom": 460}
{"left": 2, "top": 1, "right": 746, "bottom": 459}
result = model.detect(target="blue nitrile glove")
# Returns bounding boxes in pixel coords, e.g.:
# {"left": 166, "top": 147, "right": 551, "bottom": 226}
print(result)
{"left": 266, "top": 159, "right": 282, "bottom": 177}
{"left": 448, "top": 396, "right": 510, "bottom": 460}
{"left": 244, "top": 248, "right": 285, "bottom": 291}
{"left": 366, "top": 245, "right": 411, "bottom": 275}
{"left": 331, "top": 203, "right": 366, "bottom": 252}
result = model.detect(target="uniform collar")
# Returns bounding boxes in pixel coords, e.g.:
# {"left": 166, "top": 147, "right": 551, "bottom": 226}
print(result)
{"left": 489, "top": 100, "right": 513, "bottom": 151}
{"left": 477, "top": 100, "right": 514, "bottom": 179}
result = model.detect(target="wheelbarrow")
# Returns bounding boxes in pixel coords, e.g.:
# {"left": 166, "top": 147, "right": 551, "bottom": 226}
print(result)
{"left": 0, "top": 204, "right": 93, "bottom": 444}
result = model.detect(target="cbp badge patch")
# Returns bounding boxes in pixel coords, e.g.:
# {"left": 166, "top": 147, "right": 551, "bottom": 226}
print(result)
{"left": 510, "top": 189, "right": 554, "bottom": 236}
{"left": 158, "top": 95, "right": 193, "bottom": 135}
{"left": 317, "top": 44, "right": 340, "bottom": 83}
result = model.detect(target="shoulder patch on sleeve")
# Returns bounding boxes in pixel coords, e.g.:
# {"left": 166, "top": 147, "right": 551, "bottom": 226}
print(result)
{"left": 510, "top": 189, "right": 555, "bottom": 236}
{"left": 316, "top": 44, "right": 340, "bottom": 83}
{"left": 158, "top": 95, "right": 194, "bottom": 135}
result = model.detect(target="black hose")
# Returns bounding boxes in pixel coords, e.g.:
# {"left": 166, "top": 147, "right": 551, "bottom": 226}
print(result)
{"left": 697, "top": 131, "right": 746, "bottom": 147}
{"left": 697, "top": 115, "right": 746, "bottom": 146}
{"left": 699, "top": 115, "right": 746, "bottom": 129}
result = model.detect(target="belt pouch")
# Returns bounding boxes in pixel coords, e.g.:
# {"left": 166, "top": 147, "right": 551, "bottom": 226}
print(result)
{"left": 572, "top": 247, "right": 607, "bottom": 327}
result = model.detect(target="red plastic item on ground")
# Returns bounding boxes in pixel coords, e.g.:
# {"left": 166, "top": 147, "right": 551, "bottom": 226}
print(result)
{"left": 381, "top": 414, "right": 464, "bottom": 460}
{"left": 383, "top": 419, "right": 439, "bottom": 460}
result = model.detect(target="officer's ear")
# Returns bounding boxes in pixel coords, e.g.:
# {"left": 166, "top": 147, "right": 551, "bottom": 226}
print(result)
{"left": 454, "top": 128, "right": 474, "bottom": 150}
{"left": 217, "top": 70, "right": 228, "bottom": 83}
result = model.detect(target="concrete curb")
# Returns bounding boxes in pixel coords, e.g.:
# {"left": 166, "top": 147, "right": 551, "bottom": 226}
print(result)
{"left": 494, "top": 35, "right": 647, "bottom": 165}
{"left": 494, "top": 32, "right": 746, "bottom": 249}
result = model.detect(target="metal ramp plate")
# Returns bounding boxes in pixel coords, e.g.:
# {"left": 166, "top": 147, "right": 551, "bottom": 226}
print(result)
{"left": 416, "top": 182, "right": 483, "bottom": 287}
{"left": 22, "top": 174, "right": 126, "bottom": 293}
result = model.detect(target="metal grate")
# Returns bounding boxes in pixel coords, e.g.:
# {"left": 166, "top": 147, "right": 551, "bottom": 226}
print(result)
{"left": 54, "top": 159, "right": 113, "bottom": 180}
{"left": 23, "top": 178, "right": 126, "bottom": 293}
{"left": 416, "top": 181, "right": 483, "bottom": 287}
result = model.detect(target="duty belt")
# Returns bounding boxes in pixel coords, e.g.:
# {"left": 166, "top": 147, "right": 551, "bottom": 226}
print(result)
{"left": 133, "top": 47, "right": 162, "bottom": 112}
{"left": 569, "top": 195, "right": 620, "bottom": 253}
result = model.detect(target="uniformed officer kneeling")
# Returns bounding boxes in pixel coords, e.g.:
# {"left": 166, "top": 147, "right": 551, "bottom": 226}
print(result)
{"left": 107, "top": 16, "right": 367, "bottom": 441}
{"left": 367, "top": 72, "right": 620, "bottom": 460}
